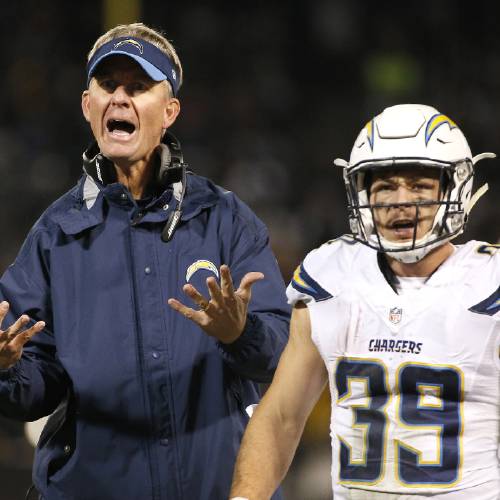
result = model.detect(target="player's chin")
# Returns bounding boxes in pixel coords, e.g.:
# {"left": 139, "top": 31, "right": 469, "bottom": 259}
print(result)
{"left": 379, "top": 227, "right": 415, "bottom": 242}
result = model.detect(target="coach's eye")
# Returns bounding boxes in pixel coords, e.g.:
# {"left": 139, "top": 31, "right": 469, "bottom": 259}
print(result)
{"left": 100, "top": 79, "right": 117, "bottom": 92}
{"left": 129, "top": 82, "right": 146, "bottom": 93}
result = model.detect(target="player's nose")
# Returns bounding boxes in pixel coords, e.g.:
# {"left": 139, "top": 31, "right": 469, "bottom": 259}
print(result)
{"left": 392, "top": 185, "right": 413, "bottom": 206}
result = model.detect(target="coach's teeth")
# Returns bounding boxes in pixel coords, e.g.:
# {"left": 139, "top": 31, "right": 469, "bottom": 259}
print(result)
{"left": 107, "top": 120, "right": 135, "bottom": 134}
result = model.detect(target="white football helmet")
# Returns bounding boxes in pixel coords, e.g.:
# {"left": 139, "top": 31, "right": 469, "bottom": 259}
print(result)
{"left": 334, "top": 104, "right": 495, "bottom": 263}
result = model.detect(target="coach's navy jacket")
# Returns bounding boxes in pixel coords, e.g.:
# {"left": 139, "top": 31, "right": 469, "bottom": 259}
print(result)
{"left": 0, "top": 172, "right": 290, "bottom": 500}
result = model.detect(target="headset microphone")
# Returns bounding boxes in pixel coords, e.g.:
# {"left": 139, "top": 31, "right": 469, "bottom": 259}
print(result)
{"left": 159, "top": 131, "right": 188, "bottom": 242}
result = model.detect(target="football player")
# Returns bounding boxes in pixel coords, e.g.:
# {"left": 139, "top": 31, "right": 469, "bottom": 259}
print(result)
{"left": 230, "top": 104, "right": 499, "bottom": 499}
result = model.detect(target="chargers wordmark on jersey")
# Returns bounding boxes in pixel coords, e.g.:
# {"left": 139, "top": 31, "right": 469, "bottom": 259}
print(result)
{"left": 291, "top": 263, "right": 333, "bottom": 302}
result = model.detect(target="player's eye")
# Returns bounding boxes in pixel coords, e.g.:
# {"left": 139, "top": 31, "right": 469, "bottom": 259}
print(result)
{"left": 372, "top": 182, "right": 394, "bottom": 193}
{"left": 412, "top": 182, "right": 434, "bottom": 191}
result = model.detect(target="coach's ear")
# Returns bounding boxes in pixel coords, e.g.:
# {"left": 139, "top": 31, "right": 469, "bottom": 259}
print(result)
{"left": 81, "top": 90, "right": 90, "bottom": 123}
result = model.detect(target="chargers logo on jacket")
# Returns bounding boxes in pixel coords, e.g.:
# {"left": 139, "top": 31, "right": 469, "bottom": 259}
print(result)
{"left": 186, "top": 260, "right": 219, "bottom": 282}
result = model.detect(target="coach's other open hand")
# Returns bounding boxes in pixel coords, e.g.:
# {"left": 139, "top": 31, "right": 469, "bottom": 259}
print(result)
{"left": 0, "top": 301, "right": 45, "bottom": 370}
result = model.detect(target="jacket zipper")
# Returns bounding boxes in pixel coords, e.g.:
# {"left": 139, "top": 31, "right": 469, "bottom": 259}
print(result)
{"left": 126, "top": 223, "right": 158, "bottom": 500}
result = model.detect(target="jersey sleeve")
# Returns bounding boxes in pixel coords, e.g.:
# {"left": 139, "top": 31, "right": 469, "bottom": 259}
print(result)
{"left": 286, "top": 261, "right": 333, "bottom": 306}
{"left": 469, "top": 285, "right": 500, "bottom": 318}
{"left": 467, "top": 243, "right": 500, "bottom": 321}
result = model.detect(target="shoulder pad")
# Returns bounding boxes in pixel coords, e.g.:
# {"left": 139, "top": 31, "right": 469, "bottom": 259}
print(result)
{"left": 286, "top": 235, "right": 367, "bottom": 305}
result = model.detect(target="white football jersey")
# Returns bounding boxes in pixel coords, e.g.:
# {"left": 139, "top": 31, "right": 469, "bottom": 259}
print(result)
{"left": 287, "top": 236, "right": 500, "bottom": 499}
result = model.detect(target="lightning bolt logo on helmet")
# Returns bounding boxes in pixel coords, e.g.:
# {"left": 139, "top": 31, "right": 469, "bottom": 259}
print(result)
{"left": 425, "top": 114, "right": 457, "bottom": 145}
{"left": 365, "top": 119, "right": 375, "bottom": 151}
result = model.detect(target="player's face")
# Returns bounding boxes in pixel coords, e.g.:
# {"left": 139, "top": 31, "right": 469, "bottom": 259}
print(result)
{"left": 369, "top": 168, "right": 442, "bottom": 243}
{"left": 81, "top": 56, "right": 179, "bottom": 168}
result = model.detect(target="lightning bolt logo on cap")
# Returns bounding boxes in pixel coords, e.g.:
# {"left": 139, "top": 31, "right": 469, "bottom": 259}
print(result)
{"left": 113, "top": 39, "right": 144, "bottom": 54}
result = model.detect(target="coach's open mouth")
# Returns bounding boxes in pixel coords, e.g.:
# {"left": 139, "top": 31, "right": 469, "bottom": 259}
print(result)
{"left": 107, "top": 119, "right": 136, "bottom": 136}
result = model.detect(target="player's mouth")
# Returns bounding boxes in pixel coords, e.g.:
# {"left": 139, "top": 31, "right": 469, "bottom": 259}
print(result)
{"left": 387, "top": 219, "right": 417, "bottom": 239}
{"left": 105, "top": 119, "right": 137, "bottom": 140}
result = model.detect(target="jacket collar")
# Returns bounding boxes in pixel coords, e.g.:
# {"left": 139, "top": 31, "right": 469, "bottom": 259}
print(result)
{"left": 54, "top": 173, "right": 220, "bottom": 236}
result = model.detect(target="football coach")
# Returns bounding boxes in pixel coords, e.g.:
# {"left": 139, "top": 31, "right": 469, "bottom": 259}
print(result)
{"left": 0, "top": 23, "right": 289, "bottom": 500}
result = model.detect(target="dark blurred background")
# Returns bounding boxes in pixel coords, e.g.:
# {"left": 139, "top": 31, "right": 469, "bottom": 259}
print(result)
{"left": 0, "top": 1, "right": 498, "bottom": 499}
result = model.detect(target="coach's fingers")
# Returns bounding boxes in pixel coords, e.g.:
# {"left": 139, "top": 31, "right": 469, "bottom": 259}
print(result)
{"left": 181, "top": 284, "right": 211, "bottom": 311}
{"left": 167, "top": 298, "right": 202, "bottom": 319}
{"left": 1, "top": 315, "right": 30, "bottom": 342}
{"left": 9, "top": 321, "right": 45, "bottom": 350}
{"left": 0, "top": 302, "right": 10, "bottom": 331}
{"left": 220, "top": 265, "right": 235, "bottom": 298}
{"left": 236, "top": 272, "right": 265, "bottom": 302}
{"left": 206, "top": 277, "right": 224, "bottom": 308}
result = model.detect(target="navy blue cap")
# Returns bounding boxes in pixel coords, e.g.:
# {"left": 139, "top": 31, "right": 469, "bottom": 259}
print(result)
{"left": 86, "top": 36, "right": 180, "bottom": 96}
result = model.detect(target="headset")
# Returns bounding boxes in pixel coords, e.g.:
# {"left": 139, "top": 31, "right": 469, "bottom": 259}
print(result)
{"left": 158, "top": 130, "right": 189, "bottom": 242}
{"left": 82, "top": 130, "right": 189, "bottom": 243}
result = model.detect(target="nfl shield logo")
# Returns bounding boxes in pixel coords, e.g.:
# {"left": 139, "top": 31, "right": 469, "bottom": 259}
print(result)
{"left": 389, "top": 307, "right": 402, "bottom": 324}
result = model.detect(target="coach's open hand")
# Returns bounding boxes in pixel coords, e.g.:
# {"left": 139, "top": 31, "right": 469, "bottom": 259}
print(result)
{"left": 0, "top": 301, "right": 45, "bottom": 370}
{"left": 168, "top": 265, "right": 264, "bottom": 344}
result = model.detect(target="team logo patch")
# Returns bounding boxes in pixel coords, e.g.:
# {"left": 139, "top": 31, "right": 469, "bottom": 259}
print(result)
{"left": 389, "top": 307, "right": 402, "bottom": 324}
{"left": 186, "top": 260, "right": 219, "bottom": 282}
{"left": 113, "top": 39, "right": 144, "bottom": 54}
{"left": 425, "top": 113, "right": 457, "bottom": 145}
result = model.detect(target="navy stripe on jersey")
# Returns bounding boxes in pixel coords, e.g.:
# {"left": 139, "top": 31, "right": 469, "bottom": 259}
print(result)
{"left": 291, "top": 263, "right": 333, "bottom": 302}
{"left": 469, "top": 286, "right": 500, "bottom": 316}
